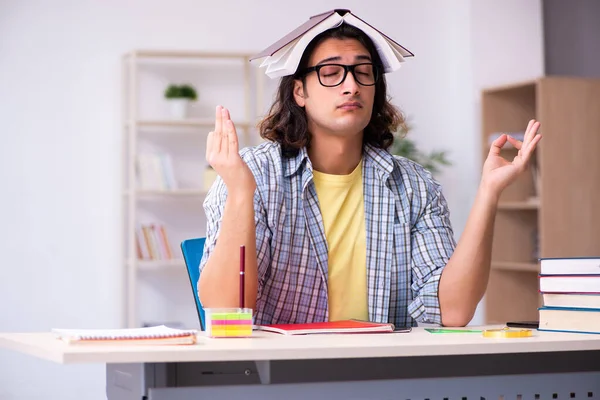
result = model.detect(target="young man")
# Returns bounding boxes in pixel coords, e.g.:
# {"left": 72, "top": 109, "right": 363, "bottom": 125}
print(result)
{"left": 197, "top": 23, "right": 541, "bottom": 327}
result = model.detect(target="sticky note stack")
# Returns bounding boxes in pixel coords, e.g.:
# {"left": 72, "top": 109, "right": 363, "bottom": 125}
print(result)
{"left": 204, "top": 308, "right": 253, "bottom": 338}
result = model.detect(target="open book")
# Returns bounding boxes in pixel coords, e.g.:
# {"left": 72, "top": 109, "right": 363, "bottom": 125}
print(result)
{"left": 256, "top": 319, "right": 400, "bottom": 335}
{"left": 250, "top": 9, "right": 413, "bottom": 79}
{"left": 51, "top": 325, "right": 199, "bottom": 345}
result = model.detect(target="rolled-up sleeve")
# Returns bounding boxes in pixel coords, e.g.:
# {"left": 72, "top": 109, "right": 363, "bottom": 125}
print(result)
{"left": 199, "top": 176, "right": 227, "bottom": 274}
{"left": 407, "top": 175, "right": 456, "bottom": 325}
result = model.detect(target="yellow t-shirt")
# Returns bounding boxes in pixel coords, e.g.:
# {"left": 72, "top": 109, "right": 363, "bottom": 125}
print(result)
{"left": 312, "top": 160, "right": 368, "bottom": 322}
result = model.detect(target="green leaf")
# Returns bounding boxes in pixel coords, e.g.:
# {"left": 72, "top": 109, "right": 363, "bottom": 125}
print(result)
{"left": 388, "top": 121, "right": 451, "bottom": 176}
{"left": 164, "top": 84, "right": 197, "bottom": 100}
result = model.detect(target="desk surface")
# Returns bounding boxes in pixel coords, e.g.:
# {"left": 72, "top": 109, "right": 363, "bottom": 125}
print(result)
{"left": 2, "top": 326, "right": 600, "bottom": 365}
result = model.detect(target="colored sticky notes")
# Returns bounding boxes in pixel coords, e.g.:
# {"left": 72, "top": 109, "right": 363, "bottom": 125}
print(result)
{"left": 205, "top": 308, "right": 253, "bottom": 338}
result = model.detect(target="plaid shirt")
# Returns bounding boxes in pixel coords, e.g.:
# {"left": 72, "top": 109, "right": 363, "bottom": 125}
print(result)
{"left": 200, "top": 141, "right": 456, "bottom": 327}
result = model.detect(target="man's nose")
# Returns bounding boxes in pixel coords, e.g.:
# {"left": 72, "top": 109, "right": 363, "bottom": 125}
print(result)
{"left": 340, "top": 70, "right": 360, "bottom": 95}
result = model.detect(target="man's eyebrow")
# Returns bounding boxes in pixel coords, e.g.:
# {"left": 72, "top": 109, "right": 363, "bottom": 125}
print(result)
{"left": 316, "top": 56, "right": 341, "bottom": 65}
{"left": 315, "top": 54, "right": 372, "bottom": 65}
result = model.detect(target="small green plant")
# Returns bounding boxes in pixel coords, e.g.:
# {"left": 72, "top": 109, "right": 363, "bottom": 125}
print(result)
{"left": 389, "top": 120, "right": 451, "bottom": 176}
{"left": 164, "top": 84, "right": 197, "bottom": 101}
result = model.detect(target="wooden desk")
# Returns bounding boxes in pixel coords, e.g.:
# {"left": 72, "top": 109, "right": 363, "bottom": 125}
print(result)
{"left": 2, "top": 326, "right": 600, "bottom": 399}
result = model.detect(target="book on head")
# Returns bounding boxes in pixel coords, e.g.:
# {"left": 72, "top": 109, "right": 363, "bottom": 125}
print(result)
{"left": 256, "top": 319, "right": 402, "bottom": 335}
{"left": 250, "top": 9, "right": 414, "bottom": 79}
{"left": 51, "top": 325, "right": 199, "bottom": 345}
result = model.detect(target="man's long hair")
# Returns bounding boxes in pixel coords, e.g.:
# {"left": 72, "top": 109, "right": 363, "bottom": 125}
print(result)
{"left": 258, "top": 23, "right": 407, "bottom": 158}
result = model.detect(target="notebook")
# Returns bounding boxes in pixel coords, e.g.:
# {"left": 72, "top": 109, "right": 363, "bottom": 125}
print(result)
{"left": 51, "top": 325, "right": 199, "bottom": 345}
{"left": 256, "top": 319, "right": 398, "bottom": 335}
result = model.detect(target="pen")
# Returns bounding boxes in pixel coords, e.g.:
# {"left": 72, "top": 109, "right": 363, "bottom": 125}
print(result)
{"left": 239, "top": 245, "right": 245, "bottom": 309}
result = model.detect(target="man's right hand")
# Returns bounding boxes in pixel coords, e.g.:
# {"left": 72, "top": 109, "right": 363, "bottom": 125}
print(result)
{"left": 206, "top": 105, "right": 256, "bottom": 196}
{"left": 200, "top": 105, "right": 259, "bottom": 310}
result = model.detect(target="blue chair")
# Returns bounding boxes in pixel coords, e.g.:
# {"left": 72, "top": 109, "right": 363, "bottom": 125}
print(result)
{"left": 180, "top": 238, "right": 206, "bottom": 330}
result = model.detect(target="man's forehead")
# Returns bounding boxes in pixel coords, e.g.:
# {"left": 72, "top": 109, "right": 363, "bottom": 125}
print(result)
{"left": 309, "top": 38, "right": 371, "bottom": 63}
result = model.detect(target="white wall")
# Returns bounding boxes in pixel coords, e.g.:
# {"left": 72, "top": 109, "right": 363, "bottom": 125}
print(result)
{"left": 0, "top": 1, "right": 543, "bottom": 398}
{"left": 467, "top": 0, "right": 545, "bottom": 322}
{"left": 471, "top": 0, "right": 545, "bottom": 90}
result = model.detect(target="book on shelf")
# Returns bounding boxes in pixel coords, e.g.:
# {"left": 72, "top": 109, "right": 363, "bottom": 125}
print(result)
{"left": 250, "top": 9, "right": 412, "bottom": 79}
{"left": 136, "top": 152, "right": 178, "bottom": 191}
{"left": 530, "top": 162, "right": 541, "bottom": 199}
{"left": 256, "top": 319, "right": 400, "bottom": 335}
{"left": 52, "top": 325, "right": 199, "bottom": 345}
{"left": 488, "top": 131, "right": 525, "bottom": 147}
{"left": 136, "top": 224, "right": 174, "bottom": 260}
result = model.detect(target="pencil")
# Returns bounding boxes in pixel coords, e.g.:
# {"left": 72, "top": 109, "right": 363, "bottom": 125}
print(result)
{"left": 239, "top": 245, "right": 245, "bottom": 309}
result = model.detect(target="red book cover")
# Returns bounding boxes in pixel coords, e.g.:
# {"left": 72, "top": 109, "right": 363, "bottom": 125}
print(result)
{"left": 257, "top": 319, "right": 399, "bottom": 335}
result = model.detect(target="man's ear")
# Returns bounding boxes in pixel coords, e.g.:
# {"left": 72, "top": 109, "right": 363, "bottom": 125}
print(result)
{"left": 293, "top": 79, "right": 306, "bottom": 107}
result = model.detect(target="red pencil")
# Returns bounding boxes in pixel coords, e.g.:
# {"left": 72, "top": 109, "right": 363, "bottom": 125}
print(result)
{"left": 239, "top": 245, "right": 245, "bottom": 309}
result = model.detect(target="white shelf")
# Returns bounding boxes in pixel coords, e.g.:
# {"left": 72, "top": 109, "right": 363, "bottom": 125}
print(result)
{"left": 132, "top": 119, "right": 253, "bottom": 129}
{"left": 497, "top": 197, "right": 539, "bottom": 210}
{"left": 131, "top": 259, "right": 186, "bottom": 271}
{"left": 491, "top": 261, "right": 539, "bottom": 273}
{"left": 126, "top": 189, "right": 207, "bottom": 198}
{"left": 130, "top": 49, "right": 252, "bottom": 60}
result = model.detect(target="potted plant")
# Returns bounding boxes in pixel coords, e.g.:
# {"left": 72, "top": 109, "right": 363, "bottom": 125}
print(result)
{"left": 164, "top": 84, "right": 198, "bottom": 119}
{"left": 389, "top": 121, "right": 451, "bottom": 176}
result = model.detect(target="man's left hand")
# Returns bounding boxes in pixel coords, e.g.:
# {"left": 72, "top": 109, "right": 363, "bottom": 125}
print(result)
{"left": 481, "top": 119, "right": 542, "bottom": 198}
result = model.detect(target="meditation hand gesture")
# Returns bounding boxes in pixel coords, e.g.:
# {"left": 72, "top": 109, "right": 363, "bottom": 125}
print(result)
{"left": 206, "top": 106, "right": 256, "bottom": 196}
{"left": 481, "top": 119, "right": 542, "bottom": 197}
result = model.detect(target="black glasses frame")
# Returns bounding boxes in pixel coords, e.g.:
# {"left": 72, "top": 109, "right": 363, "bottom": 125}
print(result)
{"left": 298, "top": 63, "right": 380, "bottom": 87}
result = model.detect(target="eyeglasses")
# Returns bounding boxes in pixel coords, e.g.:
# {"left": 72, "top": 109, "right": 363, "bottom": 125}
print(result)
{"left": 298, "top": 63, "right": 380, "bottom": 87}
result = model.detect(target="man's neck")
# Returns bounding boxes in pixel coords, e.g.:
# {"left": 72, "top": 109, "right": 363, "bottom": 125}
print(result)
{"left": 307, "top": 132, "right": 363, "bottom": 175}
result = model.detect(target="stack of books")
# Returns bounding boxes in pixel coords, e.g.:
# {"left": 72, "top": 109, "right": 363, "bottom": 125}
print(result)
{"left": 538, "top": 257, "right": 600, "bottom": 334}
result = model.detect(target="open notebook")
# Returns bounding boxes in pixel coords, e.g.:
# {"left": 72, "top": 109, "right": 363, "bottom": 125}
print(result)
{"left": 51, "top": 325, "right": 199, "bottom": 345}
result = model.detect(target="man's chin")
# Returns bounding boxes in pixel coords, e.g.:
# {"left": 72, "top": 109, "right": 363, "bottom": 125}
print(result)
{"left": 323, "top": 127, "right": 367, "bottom": 138}
{"left": 332, "top": 117, "right": 369, "bottom": 134}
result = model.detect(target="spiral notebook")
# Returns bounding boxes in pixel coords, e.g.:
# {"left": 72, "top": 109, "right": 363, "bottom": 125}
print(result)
{"left": 51, "top": 325, "right": 199, "bottom": 345}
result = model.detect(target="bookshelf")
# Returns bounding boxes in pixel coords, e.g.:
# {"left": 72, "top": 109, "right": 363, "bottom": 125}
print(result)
{"left": 482, "top": 76, "right": 600, "bottom": 324}
{"left": 121, "top": 50, "right": 269, "bottom": 328}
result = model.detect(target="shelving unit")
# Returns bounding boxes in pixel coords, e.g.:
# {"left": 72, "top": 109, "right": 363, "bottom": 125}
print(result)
{"left": 121, "top": 50, "right": 269, "bottom": 328}
{"left": 482, "top": 76, "right": 600, "bottom": 324}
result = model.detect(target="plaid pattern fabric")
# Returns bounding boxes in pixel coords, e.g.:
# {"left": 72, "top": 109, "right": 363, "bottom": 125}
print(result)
{"left": 200, "top": 141, "right": 456, "bottom": 327}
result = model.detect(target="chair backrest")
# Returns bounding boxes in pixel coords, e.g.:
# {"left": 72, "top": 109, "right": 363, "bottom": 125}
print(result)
{"left": 180, "top": 237, "right": 206, "bottom": 330}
